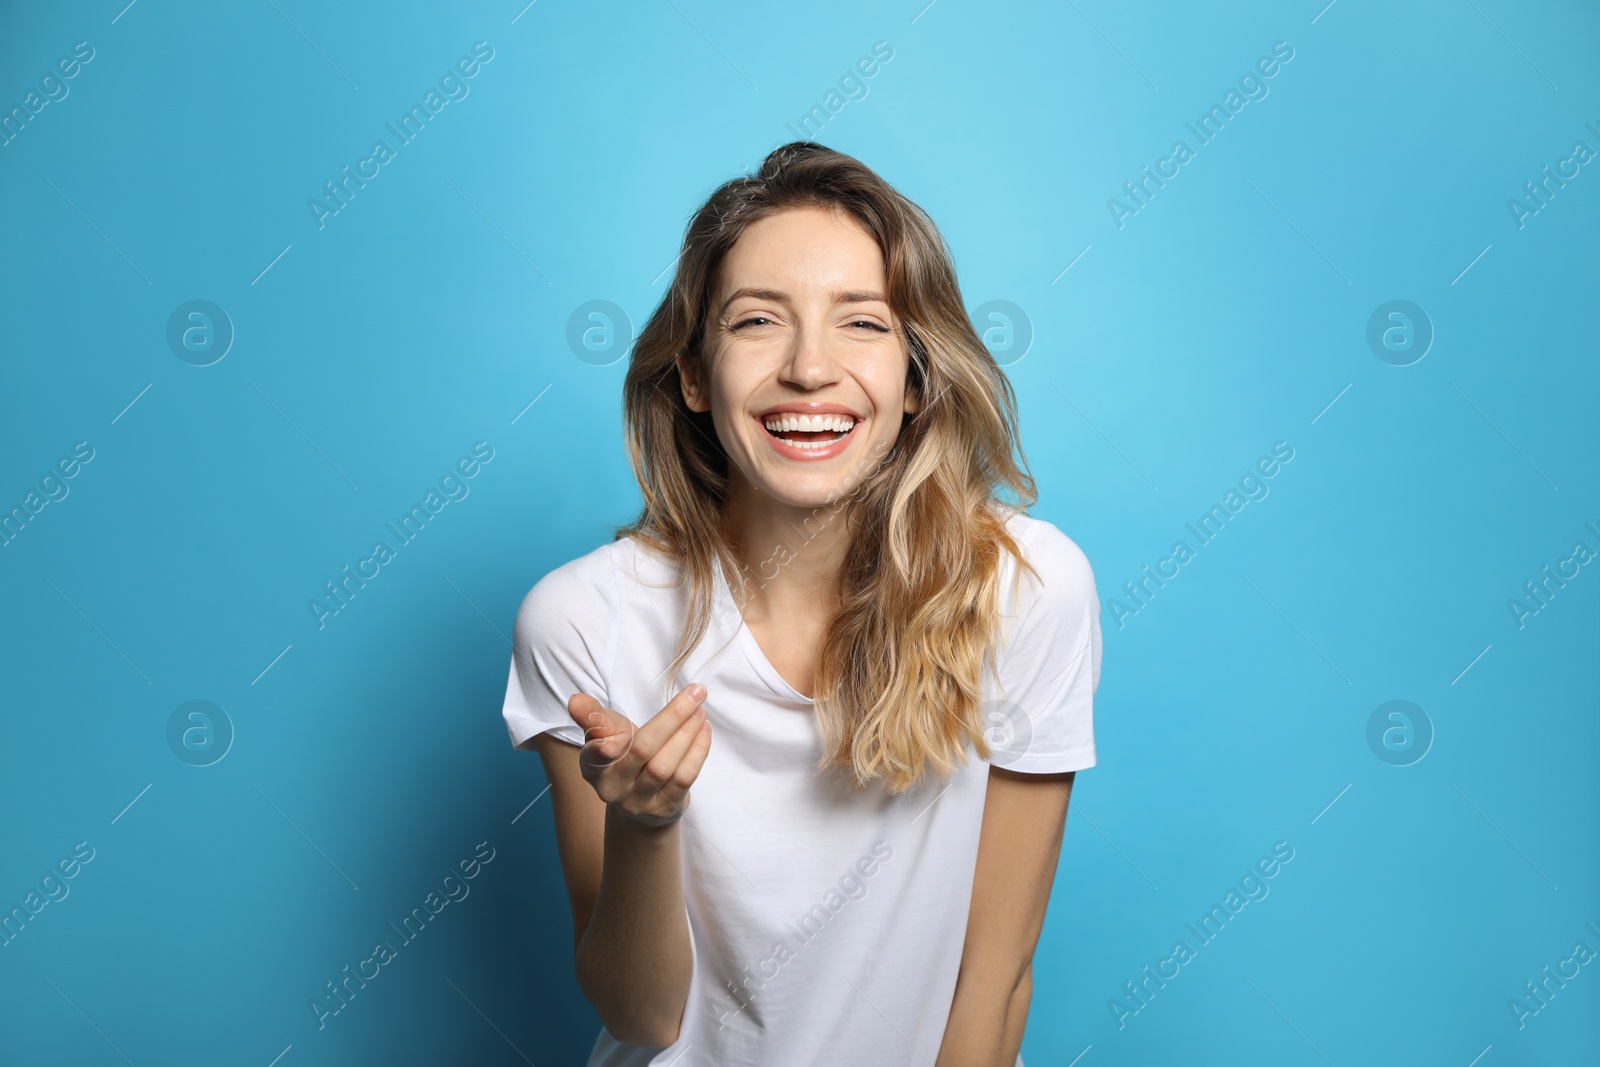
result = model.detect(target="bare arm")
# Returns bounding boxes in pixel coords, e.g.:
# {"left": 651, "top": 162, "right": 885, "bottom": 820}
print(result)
{"left": 935, "top": 767, "right": 1074, "bottom": 1066}
{"left": 533, "top": 686, "right": 712, "bottom": 1048}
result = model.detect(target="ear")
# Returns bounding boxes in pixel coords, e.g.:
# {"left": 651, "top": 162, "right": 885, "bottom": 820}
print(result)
{"left": 676, "top": 351, "right": 711, "bottom": 413}
{"left": 902, "top": 347, "right": 922, "bottom": 416}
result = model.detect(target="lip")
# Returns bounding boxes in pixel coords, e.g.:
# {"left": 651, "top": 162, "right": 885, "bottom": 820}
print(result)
{"left": 755, "top": 406, "right": 862, "bottom": 463}
{"left": 754, "top": 401, "right": 866, "bottom": 420}
{"left": 759, "top": 418, "right": 860, "bottom": 462}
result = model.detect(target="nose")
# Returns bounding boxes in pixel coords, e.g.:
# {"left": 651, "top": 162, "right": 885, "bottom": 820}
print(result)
{"left": 778, "top": 319, "right": 842, "bottom": 391}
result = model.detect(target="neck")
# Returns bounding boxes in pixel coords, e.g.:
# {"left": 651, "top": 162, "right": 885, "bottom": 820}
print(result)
{"left": 720, "top": 479, "right": 853, "bottom": 622}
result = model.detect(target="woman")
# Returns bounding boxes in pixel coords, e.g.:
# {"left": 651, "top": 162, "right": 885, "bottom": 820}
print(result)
{"left": 502, "top": 141, "right": 1101, "bottom": 1066}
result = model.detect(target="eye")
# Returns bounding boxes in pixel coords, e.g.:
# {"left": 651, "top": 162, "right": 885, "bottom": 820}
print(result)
{"left": 849, "top": 320, "right": 891, "bottom": 332}
{"left": 731, "top": 316, "right": 773, "bottom": 330}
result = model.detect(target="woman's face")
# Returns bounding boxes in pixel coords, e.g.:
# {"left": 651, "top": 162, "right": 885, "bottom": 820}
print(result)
{"left": 678, "top": 204, "right": 919, "bottom": 512}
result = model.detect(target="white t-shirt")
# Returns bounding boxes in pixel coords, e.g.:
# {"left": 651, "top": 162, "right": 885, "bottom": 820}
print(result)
{"left": 501, "top": 506, "right": 1101, "bottom": 1067}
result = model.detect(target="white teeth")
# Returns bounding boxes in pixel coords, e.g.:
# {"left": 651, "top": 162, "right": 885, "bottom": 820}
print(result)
{"left": 761, "top": 412, "right": 857, "bottom": 433}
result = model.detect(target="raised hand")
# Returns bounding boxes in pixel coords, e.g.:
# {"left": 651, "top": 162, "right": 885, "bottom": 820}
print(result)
{"left": 565, "top": 684, "right": 713, "bottom": 827}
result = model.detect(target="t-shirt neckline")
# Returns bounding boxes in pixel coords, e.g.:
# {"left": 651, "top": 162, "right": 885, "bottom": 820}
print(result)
{"left": 711, "top": 553, "right": 817, "bottom": 706}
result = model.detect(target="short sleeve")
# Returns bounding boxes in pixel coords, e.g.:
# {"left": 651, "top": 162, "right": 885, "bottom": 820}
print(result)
{"left": 987, "top": 520, "right": 1101, "bottom": 773}
{"left": 501, "top": 551, "right": 618, "bottom": 751}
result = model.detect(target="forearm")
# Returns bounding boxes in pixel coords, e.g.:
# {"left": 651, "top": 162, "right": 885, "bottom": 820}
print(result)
{"left": 575, "top": 806, "right": 693, "bottom": 1047}
{"left": 935, "top": 962, "right": 1032, "bottom": 1066}
{"left": 1001, "top": 965, "right": 1032, "bottom": 1063}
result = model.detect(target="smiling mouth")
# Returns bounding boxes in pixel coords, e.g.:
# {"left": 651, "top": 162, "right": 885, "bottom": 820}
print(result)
{"left": 759, "top": 412, "right": 859, "bottom": 450}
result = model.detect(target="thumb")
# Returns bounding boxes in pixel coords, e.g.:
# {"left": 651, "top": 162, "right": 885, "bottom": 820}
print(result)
{"left": 567, "top": 694, "right": 633, "bottom": 759}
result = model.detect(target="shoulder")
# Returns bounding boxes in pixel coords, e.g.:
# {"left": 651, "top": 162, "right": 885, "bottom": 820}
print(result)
{"left": 513, "top": 537, "right": 632, "bottom": 638}
{"left": 993, "top": 505, "right": 1098, "bottom": 616}
{"left": 520, "top": 537, "right": 625, "bottom": 602}
{"left": 989, "top": 507, "right": 1104, "bottom": 705}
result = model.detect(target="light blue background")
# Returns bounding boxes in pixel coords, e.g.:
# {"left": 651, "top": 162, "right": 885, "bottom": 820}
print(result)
{"left": 2, "top": 1, "right": 1597, "bottom": 1064}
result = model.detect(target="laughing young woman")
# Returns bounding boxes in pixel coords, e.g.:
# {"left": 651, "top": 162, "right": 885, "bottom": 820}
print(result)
{"left": 502, "top": 141, "right": 1101, "bottom": 1067}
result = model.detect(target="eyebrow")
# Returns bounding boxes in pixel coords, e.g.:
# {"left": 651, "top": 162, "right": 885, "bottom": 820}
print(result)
{"left": 717, "top": 287, "right": 888, "bottom": 318}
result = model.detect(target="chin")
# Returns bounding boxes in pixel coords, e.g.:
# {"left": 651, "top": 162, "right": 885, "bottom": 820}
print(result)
{"left": 732, "top": 425, "right": 897, "bottom": 512}
{"left": 756, "top": 475, "right": 855, "bottom": 513}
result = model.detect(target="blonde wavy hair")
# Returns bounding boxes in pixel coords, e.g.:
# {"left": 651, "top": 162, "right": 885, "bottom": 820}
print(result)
{"left": 615, "top": 141, "right": 1039, "bottom": 795}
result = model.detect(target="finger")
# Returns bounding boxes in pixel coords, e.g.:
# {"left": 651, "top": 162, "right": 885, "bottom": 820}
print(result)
{"left": 641, "top": 703, "right": 708, "bottom": 787}
{"left": 631, "top": 683, "right": 709, "bottom": 758}
{"left": 569, "top": 694, "right": 634, "bottom": 764}
{"left": 641, "top": 719, "right": 711, "bottom": 823}
{"left": 669, "top": 718, "right": 713, "bottom": 790}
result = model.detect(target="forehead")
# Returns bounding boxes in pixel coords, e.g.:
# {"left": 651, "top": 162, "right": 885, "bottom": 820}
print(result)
{"left": 716, "top": 205, "right": 886, "bottom": 297}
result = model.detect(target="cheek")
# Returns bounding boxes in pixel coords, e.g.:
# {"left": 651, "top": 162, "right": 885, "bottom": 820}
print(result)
{"left": 709, "top": 402, "right": 742, "bottom": 449}
{"left": 704, "top": 349, "right": 756, "bottom": 409}
{"left": 708, "top": 385, "right": 758, "bottom": 457}
{"left": 867, "top": 360, "right": 914, "bottom": 419}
